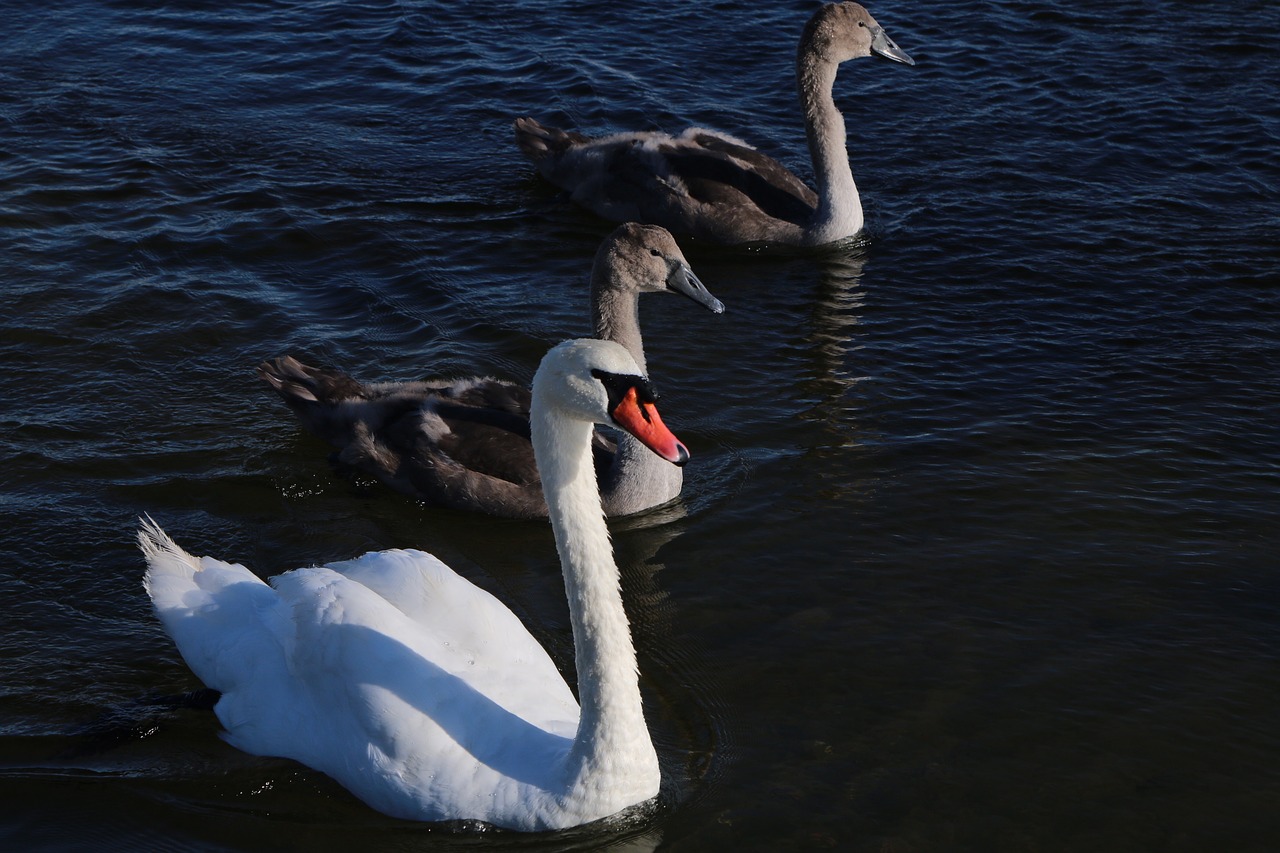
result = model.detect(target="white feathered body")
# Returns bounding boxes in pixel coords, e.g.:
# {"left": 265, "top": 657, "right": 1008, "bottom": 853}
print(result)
{"left": 142, "top": 526, "right": 652, "bottom": 830}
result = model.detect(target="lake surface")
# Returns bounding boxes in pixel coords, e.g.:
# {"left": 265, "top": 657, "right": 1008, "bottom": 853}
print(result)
{"left": 2, "top": 0, "right": 1279, "bottom": 849}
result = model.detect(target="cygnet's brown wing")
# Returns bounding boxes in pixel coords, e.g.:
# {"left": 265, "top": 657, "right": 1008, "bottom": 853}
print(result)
{"left": 672, "top": 132, "right": 818, "bottom": 221}
{"left": 260, "top": 357, "right": 615, "bottom": 520}
{"left": 591, "top": 131, "right": 817, "bottom": 242}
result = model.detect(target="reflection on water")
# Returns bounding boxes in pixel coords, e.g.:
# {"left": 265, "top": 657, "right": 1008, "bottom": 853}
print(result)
{"left": 804, "top": 245, "right": 871, "bottom": 421}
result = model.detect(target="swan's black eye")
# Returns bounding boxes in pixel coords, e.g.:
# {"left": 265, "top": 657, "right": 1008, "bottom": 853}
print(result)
{"left": 592, "top": 369, "right": 659, "bottom": 409}
{"left": 649, "top": 248, "right": 662, "bottom": 257}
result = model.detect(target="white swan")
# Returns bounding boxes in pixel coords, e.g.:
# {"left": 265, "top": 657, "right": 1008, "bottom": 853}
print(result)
{"left": 259, "top": 223, "right": 720, "bottom": 519}
{"left": 140, "top": 339, "right": 688, "bottom": 831}
{"left": 514, "top": 2, "right": 914, "bottom": 247}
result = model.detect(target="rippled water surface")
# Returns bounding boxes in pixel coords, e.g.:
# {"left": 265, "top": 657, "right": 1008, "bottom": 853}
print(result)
{"left": 3, "top": 0, "right": 1279, "bottom": 850}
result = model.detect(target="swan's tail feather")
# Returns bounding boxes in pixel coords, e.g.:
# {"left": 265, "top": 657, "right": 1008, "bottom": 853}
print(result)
{"left": 137, "top": 519, "right": 282, "bottom": 696}
{"left": 513, "top": 117, "right": 590, "bottom": 163}
{"left": 138, "top": 515, "right": 201, "bottom": 591}
{"left": 139, "top": 516, "right": 265, "bottom": 606}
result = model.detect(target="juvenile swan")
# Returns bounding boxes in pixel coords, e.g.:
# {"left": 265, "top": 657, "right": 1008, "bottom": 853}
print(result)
{"left": 260, "top": 223, "right": 721, "bottom": 519}
{"left": 141, "top": 339, "right": 688, "bottom": 831}
{"left": 515, "top": 2, "right": 914, "bottom": 247}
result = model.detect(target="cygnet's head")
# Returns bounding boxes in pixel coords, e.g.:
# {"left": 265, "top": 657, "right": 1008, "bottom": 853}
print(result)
{"left": 802, "top": 2, "right": 915, "bottom": 67}
{"left": 594, "top": 223, "right": 724, "bottom": 313}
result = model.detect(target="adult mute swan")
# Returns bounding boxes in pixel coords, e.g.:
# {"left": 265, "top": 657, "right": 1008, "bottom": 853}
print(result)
{"left": 514, "top": 2, "right": 914, "bottom": 247}
{"left": 260, "top": 223, "right": 720, "bottom": 519}
{"left": 140, "top": 339, "right": 688, "bottom": 831}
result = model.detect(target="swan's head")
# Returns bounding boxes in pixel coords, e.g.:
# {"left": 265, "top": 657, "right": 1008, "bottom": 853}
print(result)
{"left": 533, "top": 339, "right": 689, "bottom": 466}
{"left": 803, "top": 2, "right": 915, "bottom": 67}
{"left": 595, "top": 223, "right": 724, "bottom": 314}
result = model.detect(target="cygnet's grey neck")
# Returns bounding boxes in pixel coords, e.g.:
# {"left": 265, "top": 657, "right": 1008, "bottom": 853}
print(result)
{"left": 798, "top": 52, "right": 863, "bottom": 244}
{"left": 591, "top": 279, "right": 647, "bottom": 376}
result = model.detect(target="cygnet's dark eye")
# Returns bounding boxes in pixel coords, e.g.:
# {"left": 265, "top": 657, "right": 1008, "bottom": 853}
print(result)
{"left": 649, "top": 248, "right": 662, "bottom": 257}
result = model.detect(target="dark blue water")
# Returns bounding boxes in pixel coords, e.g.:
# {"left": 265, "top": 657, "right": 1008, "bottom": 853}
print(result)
{"left": 3, "top": 0, "right": 1279, "bottom": 849}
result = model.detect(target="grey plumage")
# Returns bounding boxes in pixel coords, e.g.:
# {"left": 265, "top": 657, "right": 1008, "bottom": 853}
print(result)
{"left": 514, "top": 2, "right": 914, "bottom": 247}
{"left": 261, "top": 224, "right": 721, "bottom": 519}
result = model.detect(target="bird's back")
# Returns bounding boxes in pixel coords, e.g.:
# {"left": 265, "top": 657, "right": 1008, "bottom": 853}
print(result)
{"left": 140, "top": 523, "right": 582, "bottom": 826}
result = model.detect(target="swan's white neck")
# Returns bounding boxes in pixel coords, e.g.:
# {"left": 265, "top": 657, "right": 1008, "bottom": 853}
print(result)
{"left": 798, "top": 55, "right": 864, "bottom": 244}
{"left": 530, "top": 400, "right": 659, "bottom": 806}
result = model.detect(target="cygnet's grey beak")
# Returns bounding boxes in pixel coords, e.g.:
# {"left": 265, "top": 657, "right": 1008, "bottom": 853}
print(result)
{"left": 871, "top": 25, "right": 915, "bottom": 66}
{"left": 667, "top": 261, "right": 725, "bottom": 314}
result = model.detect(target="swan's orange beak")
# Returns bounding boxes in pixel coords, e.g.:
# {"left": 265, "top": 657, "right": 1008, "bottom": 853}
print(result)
{"left": 610, "top": 386, "right": 689, "bottom": 467}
